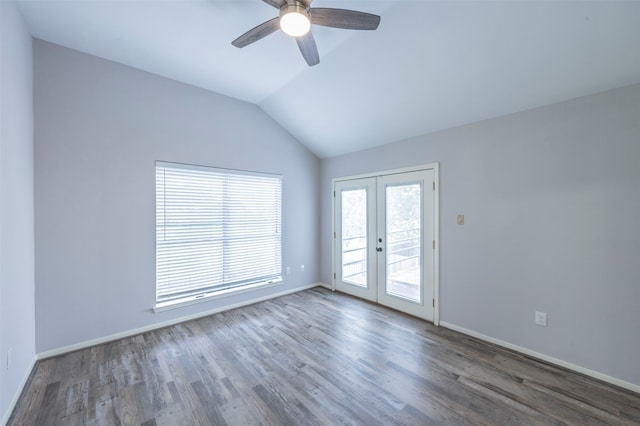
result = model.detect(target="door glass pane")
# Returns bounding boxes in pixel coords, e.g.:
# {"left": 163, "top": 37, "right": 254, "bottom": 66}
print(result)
{"left": 385, "top": 183, "right": 421, "bottom": 302}
{"left": 342, "top": 189, "right": 368, "bottom": 287}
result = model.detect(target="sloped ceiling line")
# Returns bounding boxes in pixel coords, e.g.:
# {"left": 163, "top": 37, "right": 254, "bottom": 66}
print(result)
{"left": 17, "top": 0, "right": 640, "bottom": 158}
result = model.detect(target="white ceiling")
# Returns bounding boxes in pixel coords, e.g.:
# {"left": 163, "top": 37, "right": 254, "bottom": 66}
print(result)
{"left": 16, "top": 0, "right": 640, "bottom": 158}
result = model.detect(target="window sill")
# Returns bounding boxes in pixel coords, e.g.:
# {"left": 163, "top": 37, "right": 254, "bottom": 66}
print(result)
{"left": 153, "top": 279, "right": 283, "bottom": 313}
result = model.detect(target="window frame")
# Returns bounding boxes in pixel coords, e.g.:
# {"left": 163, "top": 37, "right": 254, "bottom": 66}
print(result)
{"left": 154, "top": 161, "right": 283, "bottom": 312}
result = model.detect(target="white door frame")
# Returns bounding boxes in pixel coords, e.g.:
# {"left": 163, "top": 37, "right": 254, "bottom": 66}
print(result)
{"left": 331, "top": 163, "right": 440, "bottom": 325}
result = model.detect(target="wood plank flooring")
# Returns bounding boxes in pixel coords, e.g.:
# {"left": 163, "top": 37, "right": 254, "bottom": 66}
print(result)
{"left": 9, "top": 287, "right": 640, "bottom": 425}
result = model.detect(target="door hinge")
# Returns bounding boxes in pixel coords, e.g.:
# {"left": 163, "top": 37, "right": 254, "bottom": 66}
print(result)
{"left": 333, "top": 272, "right": 336, "bottom": 279}
{"left": 433, "top": 181, "right": 435, "bottom": 191}
{"left": 334, "top": 231, "right": 336, "bottom": 238}
{"left": 432, "top": 298, "right": 435, "bottom": 307}
{"left": 433, "top": 240, "right": 435, "bottom": 249}
{"left": 333, "top": 190, "right": 336, "bottom": 197}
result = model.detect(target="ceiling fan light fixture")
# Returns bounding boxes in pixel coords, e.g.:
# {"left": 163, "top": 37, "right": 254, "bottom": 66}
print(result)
{"left": 280, "top": 4, "right": 311, "bottom": 37}
{"left": 232, "top": 0, "right": 381, "bottom": 67}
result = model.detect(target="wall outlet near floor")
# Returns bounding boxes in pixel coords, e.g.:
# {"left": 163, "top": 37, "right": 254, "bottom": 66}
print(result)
{"left": 535, "top": 311, "right": 548, "bottom": 327}
{"left": 457, "top": 214, "right": 465, "bottom": 225}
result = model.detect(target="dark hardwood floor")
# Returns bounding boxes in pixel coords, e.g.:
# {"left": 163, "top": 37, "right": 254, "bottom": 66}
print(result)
{"left": 9, "top": 287, "right": 640, "bottom": 425}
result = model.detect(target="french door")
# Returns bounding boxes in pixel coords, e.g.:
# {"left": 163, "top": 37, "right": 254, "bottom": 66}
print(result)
{"left": 334, "top": 167, "right": 438, "bottom": 322}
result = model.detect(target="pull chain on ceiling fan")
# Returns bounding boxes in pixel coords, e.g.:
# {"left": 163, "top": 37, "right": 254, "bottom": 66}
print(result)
{"left": 232, "top": 0, "right": 381, "bottom": 66}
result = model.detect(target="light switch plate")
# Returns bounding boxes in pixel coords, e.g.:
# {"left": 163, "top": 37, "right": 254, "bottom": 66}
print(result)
{"left": 457, "top": 214, "right": 465, "bottom": 225}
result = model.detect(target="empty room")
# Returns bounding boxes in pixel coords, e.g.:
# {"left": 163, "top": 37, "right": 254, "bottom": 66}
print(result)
{"left": 1, "top": 0, "right": 639, "bottom": 424}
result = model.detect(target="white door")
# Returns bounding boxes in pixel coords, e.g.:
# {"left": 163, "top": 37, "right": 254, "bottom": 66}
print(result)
{"left": 334, "top": 178, "right": 377, "bottom": 301}
{"left": 334, "top": 168, "right": 437, "bottom": 322}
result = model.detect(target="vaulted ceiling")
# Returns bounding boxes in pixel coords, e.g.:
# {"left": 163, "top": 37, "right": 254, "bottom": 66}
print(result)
{"left": 17, "top": 0, "right": 640, "bottom": 158}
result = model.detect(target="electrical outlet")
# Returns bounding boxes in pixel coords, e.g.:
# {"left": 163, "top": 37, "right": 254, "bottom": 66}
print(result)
{"left": 457, "top": 214, "right": 465, "bottom": 225}
{"left": 535, "top": 311, "right": 547, "bottom": 327}
{"left": 286, "top": 266, "right": 291, "bottom": 275}
{"left": 300, "top": 264, "right": 305, "bottom": 272}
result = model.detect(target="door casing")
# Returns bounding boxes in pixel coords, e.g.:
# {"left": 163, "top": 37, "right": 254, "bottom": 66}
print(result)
{"left": 331, "top": 164, "right": 440, "bottom": 325}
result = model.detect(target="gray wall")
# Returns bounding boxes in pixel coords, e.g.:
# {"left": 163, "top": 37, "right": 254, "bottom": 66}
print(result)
{"left": 320, "top": 84, "right": 640, "bottom": 387}
{"left": 34, "top": 40, "right": 320, "bottom": 353}
{"left": 0, "top": 1, "right": 36, "bottom": 421}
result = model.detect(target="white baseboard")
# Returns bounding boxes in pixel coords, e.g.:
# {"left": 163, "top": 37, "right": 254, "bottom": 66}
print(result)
{"left": 37, "top": 283, "right": 321, "bottom": 360}
{"left": 1, "top": 355, "right": 37, "bottom": 426}
{"left": 439, "top": 321, "right": 640, "bottom": 395}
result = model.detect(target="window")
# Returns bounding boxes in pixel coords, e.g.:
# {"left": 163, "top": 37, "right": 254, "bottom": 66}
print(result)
{"left": 155, "top": 161, "right": 282, "bottom": 308}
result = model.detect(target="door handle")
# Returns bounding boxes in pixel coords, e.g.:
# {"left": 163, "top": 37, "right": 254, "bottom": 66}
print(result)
{"left": 376, "top": 247, "right": 383, "bottom": 252}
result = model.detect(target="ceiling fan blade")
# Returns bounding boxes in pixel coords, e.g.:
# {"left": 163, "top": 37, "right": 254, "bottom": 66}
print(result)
{"left": 261, "top": 0, "right": 286, "bottom": 8}
{"left": 310, "top": 8, "right": 381, "bottom": 30}
{"left": 296, "top": 32, "right": 320, "bottom": 66}
{"left": 232, "top": 17, "right": 280, "bottom": 48}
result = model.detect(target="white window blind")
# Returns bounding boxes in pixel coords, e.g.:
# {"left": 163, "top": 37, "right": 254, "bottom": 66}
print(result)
{"left": 156, "top": 161, "right": 282, "bottom": 304}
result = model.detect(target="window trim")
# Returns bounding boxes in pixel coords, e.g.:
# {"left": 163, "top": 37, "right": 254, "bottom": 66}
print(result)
{"left": 153, "top": 279, "right": 282, "bottom": 312}
{"left": 154, "top": 161, "right": 283, "bottom": 311}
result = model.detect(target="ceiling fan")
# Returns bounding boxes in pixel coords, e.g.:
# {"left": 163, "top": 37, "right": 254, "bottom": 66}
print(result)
{"left": 232, "top": 0, "right": 381, "bottom": 66}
